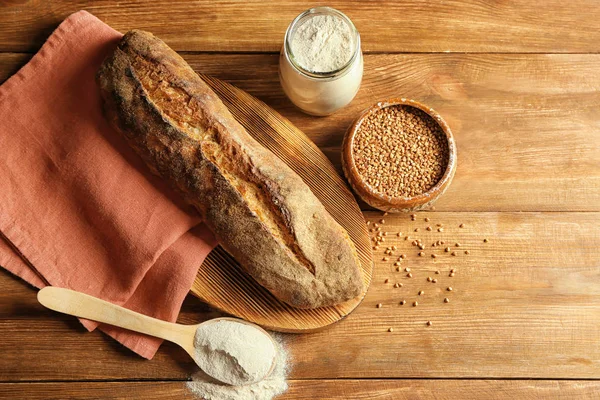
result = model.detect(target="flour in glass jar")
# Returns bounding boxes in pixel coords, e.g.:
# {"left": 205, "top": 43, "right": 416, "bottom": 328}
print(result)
{"left": 280, "top": 8, "right": 363, "bottom": 116}
{"left": 290, "top": 14, "right": 355, "bottom": 73}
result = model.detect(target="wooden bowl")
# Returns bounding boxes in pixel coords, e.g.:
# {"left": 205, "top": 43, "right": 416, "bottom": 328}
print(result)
{"left": 342, "top": 98, "right": 457, "bottom": 213}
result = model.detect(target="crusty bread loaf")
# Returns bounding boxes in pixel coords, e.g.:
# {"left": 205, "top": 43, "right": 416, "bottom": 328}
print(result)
{"left": 96, "top": 30, "right": 363, "bottom": 309}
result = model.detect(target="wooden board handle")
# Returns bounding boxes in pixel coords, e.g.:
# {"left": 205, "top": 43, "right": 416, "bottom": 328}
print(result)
{"left": 37, "top": 287, "right": 195, "bottom": 349}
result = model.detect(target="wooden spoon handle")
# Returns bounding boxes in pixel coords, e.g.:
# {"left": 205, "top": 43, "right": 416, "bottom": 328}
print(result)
{"left": 37, "top": 287, "right": 195, "bottom": 347}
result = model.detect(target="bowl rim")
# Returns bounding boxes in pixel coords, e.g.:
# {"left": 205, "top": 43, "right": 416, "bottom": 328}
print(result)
{"left": 343, "top": 98, "right": 457, "bottom": 210}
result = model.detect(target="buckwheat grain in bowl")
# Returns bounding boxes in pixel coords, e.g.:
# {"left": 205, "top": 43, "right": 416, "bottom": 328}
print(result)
{"left": 342, "top": 99, "right": 457, "bottom": 212}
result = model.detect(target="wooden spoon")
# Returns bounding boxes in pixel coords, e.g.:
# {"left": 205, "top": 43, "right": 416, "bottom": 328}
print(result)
{"left": 37, "top": 286, "right": 277, "bottom": 385}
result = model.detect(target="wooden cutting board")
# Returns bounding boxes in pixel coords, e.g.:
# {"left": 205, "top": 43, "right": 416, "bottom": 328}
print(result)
{"left": 189, "top": 75, "right": 373, "bottom": 332}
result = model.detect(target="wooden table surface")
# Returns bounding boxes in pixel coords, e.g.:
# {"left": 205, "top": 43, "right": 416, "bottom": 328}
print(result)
{"left": 1, "top": 1, "right": 599, "bottom": 399}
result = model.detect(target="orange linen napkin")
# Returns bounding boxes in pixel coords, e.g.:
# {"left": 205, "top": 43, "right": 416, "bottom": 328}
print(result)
{"left": 0, "top": 11, "right": 217, "bottom": 359}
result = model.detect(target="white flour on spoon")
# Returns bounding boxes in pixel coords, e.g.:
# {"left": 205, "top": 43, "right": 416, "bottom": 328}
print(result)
{"left": 187, "top": 320, "right": 288, "bottom": 400}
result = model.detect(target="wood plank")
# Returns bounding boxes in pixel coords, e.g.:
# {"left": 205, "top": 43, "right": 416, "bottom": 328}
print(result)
{"left": 1, "top": 212, "right": 599, "bottom": 381}
{"left": 289, "top": 211, "right": 600, "bottom": 380}
{"left": 0, "top": 380, "right": 599, "bottom": 399}
{"left": 0, "top": 53, "right": 30, "bottom": 83}
{"left": 0, "top": 271, "right": 209, "bottom": 380}
{"left": 1, "top": 53, "right": 599, "bottom": 212}
{"left": 1, "top": 1, "right": 600, "bottom": 53}
{"left": 287, "top": 212, "right": 600, "bottom": 380}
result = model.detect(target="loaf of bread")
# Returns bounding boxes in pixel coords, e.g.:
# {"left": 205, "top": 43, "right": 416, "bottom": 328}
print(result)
{"left": 96, "top": 30, "right": 363, "bottom": 309}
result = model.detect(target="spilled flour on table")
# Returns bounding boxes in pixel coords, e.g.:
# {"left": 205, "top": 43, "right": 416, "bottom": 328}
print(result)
{"left": 187, "top": 334, "right": 289, "bottom": 400}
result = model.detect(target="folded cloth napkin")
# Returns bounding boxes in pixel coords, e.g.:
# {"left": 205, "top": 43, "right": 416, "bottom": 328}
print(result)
{"left": 0, "top": 10, "right": 218, "bottom": 359}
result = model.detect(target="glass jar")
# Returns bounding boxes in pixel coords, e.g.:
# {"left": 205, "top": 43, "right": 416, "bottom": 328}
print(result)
{"left": 279, "top": 7, "right": 363, "bottom": 116}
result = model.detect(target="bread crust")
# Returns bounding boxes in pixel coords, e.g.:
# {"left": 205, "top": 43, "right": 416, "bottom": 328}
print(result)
{"left": 96, "top": 30, "right": 363, "bottom": 308}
